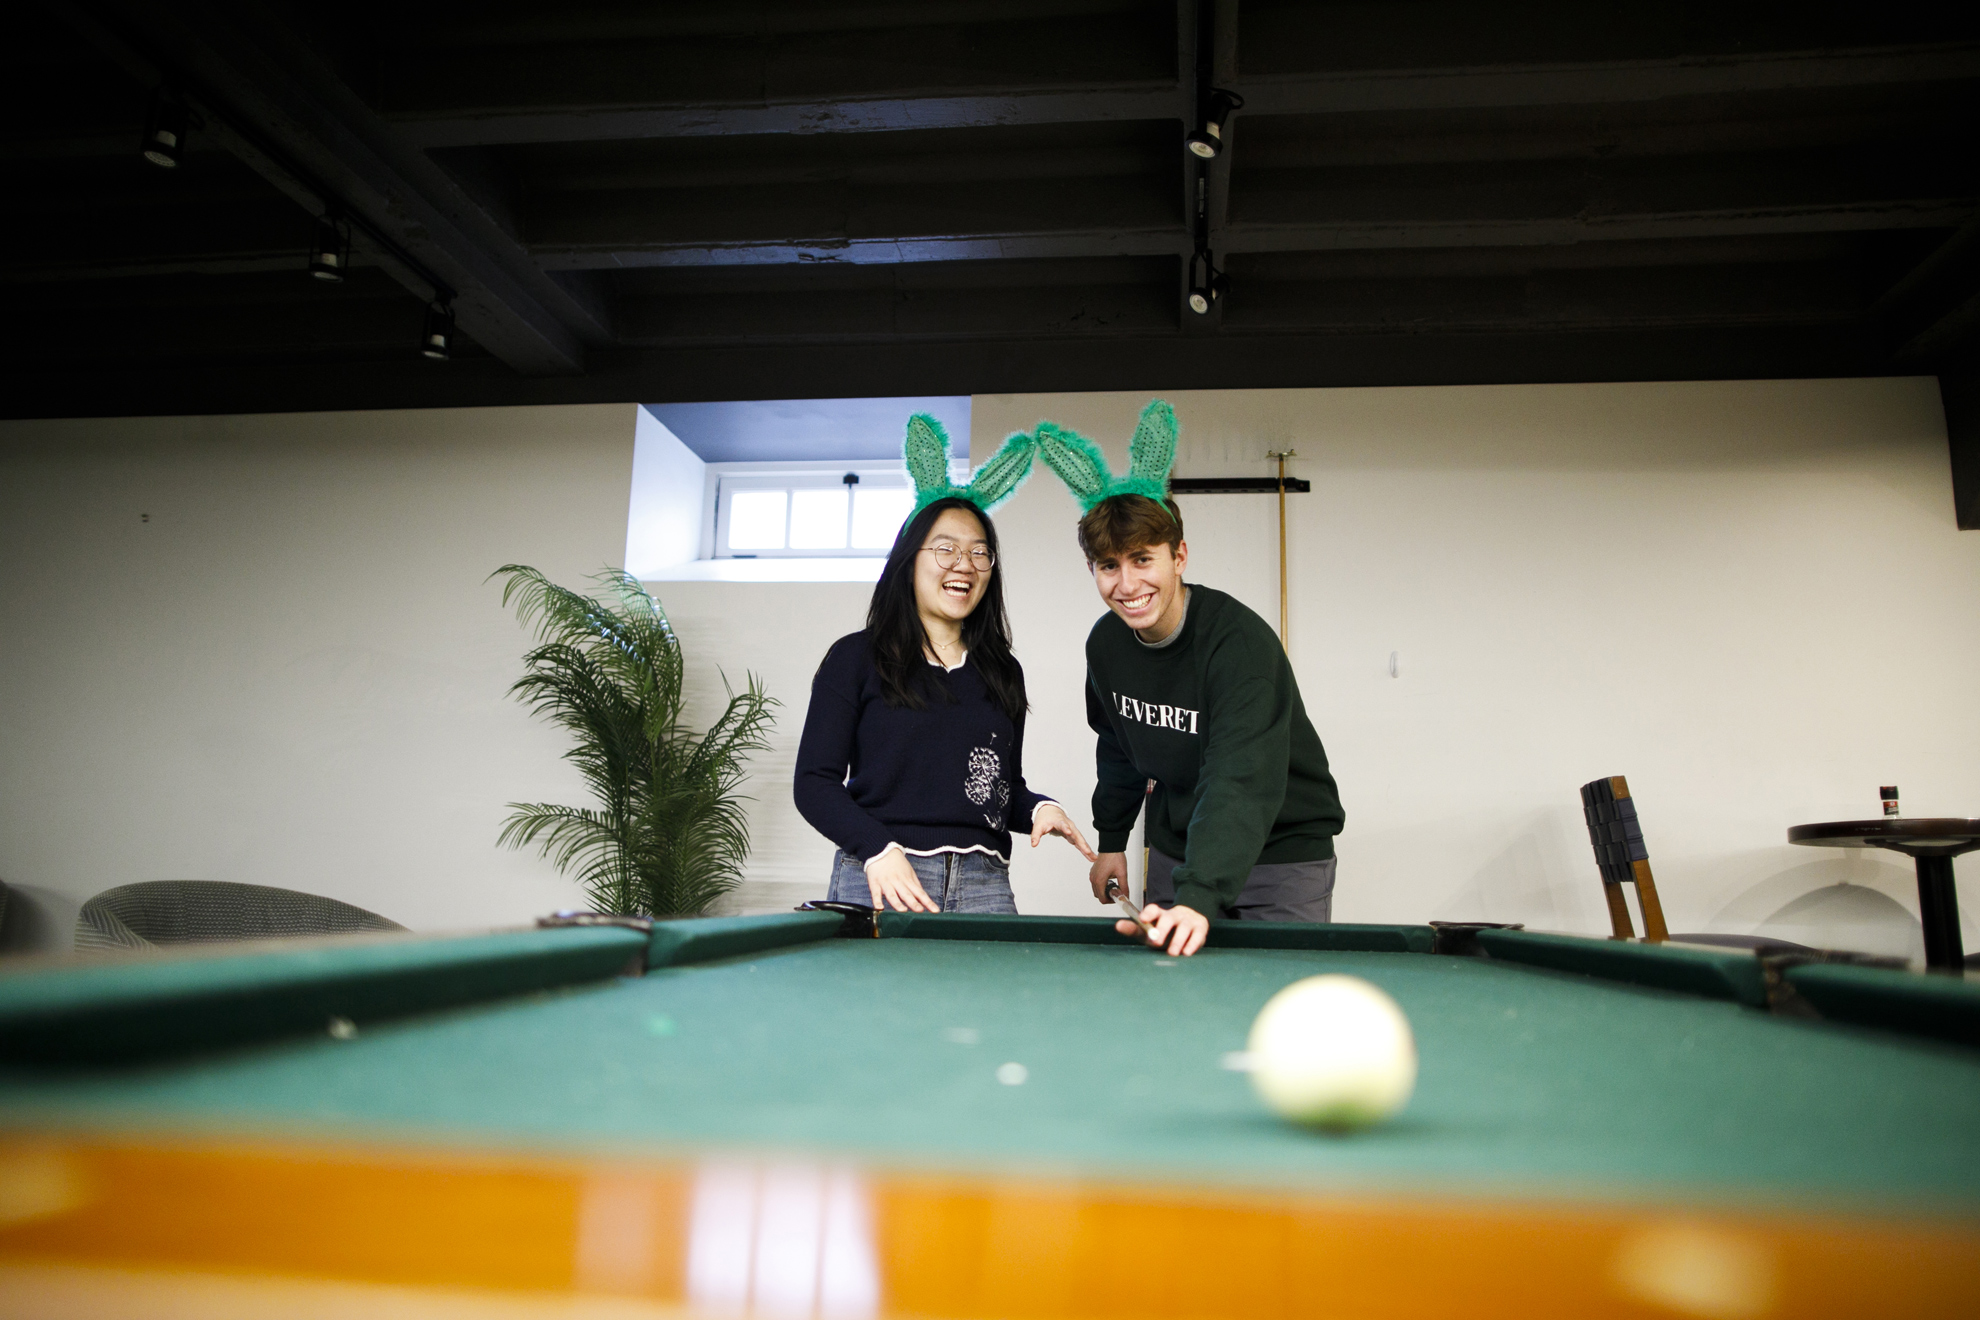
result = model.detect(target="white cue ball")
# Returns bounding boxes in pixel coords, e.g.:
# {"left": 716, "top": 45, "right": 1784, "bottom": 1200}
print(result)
{"left": 1246, "top": 975, "right": 1417, "bottom": 1129}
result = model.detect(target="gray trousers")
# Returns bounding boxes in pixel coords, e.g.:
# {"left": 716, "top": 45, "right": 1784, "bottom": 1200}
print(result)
{"left": 1145, "top": 847, "right": 1337, "bottom": 922}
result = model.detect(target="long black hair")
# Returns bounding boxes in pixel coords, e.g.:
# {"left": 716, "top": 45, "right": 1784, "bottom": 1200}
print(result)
{"left": 864, "top": 496, "right": 1027, "bottom": 722}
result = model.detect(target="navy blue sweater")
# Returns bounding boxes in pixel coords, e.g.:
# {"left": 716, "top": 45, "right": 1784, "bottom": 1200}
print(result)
{"left": 794, "top": 633, "right": 1050, "bottom": 863}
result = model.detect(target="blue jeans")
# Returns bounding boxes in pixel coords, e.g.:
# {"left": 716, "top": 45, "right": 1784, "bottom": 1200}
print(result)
{"left": 827, "top": 849, "right": 1018, "bottom": 914}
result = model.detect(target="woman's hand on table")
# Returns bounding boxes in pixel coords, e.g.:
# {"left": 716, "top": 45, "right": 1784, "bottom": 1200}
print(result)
{"left": 865, "top": 848, "right": 937, "bottom": 912}
{"left": 1030, "top": 803, "right": 1096, "bottom": 861}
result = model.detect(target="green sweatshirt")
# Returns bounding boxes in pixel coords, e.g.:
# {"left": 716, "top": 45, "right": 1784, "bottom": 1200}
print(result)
{"left": 1085, "top": 584, "right": 1344, "bottom": 916}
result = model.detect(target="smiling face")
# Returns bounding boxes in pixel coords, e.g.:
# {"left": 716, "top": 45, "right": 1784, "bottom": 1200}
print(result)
{"left": 1090, "top": 538, "right": 1189, "bottom": 640}
{"left": 914, "top": 506, "right": 992, "bottom": 630}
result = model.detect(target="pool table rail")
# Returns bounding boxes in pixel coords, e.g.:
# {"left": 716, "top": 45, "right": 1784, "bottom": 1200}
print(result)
{"left": 0, "top": 913, "right": 842, "bottom": 1065}
{"left": 3, "top": 910, "right": 1975, "bottom": 1067}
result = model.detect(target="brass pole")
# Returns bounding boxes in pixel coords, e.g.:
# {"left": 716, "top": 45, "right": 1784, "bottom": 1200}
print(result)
{"left": 1266, "top": 450, "right": 1295, "bottom": 653}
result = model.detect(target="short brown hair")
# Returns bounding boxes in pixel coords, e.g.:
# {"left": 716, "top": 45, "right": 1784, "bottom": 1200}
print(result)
{"left": 1077, "top": 493, "right": 1185, "bottom": 562}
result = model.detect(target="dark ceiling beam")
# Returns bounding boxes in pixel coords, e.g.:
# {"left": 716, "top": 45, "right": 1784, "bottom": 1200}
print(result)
{"left": 1945, "top": 376, "right": 1980, "bottom": 530}
{"left": 1220, "top": 201, "right": 1975, "bottom": 254}
{"left": 1219, "top": 262, "right": 1866, "bottom": 334}
{"left": 396, "top": 88, "right": 1185, "bottom": 149}
{"left": 1940, "top": 339, "right": 1980, "bottom": 529}
{"left": 0, "top": 295, "right": 447, "bottom": 365}
{"left": 523, "top": 249, "right": 1874, "bottom": 347}
{"left": 1232, "top": 44, "right": 1980, "bottom": 117}
{"left": 44, "top": 0, "right": 600, "bottom": 372}
{"left": 612, "top": 279, "right": 1179, "bottom": 346}
{"left": 0, "top": 322, "right": 1875, "bottom": 422}
{"left": 1898, "top": 291, "right": 1980, "bottom": 365}
{"left": 534, "top": 231, "right": 1189, "bottom": 271}
{"left": 1871, "top": 218, "right": 1980, "bottom": 366}
{"left": 384, "top": 44, "right": 1980, "bottom": 149}
{"left": 5, "top": 253, "right": 314, "bottom": 283}
{"left": 0, "top": 196, "right": 312, "bottom": 283}
{"left": 375, "top": 3, "right": 1185, "bottom": 146}
{"left": 1173, "top": 0, "right": 1218, "bottom": 336}
{"left": 1201, "top": 0, "right": 1237, "bottom": 264}
{"left": 521, "top": 199, "right": 1969, "bottom": 271}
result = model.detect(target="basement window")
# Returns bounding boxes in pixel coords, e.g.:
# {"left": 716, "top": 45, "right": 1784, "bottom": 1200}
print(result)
{"left": 627, "top": 396, "right": 969, "bottom": 583}
{"left": 713, "top": 467, "right": 917, "bottom": 558}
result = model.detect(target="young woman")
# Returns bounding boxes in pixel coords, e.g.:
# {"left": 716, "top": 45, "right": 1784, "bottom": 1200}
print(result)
{"left": 794, "top": 496, "right": 1093, "bottom": 913}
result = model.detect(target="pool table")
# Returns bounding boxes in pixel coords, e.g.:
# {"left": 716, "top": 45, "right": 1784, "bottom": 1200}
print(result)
{"left": 1, "top": 910, "right": 1977, "bottom": 1319}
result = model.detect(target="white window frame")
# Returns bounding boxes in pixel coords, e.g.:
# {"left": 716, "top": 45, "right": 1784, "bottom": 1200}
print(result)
{"left": 702, "top": 461, "right": 964, "bottom": 560}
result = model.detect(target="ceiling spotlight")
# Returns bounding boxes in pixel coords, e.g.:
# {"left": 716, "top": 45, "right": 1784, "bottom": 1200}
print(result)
{"left": 141, "top": 88, "right": 190, "bottom": 169}
{"left": 421, "top": 300, "right": 455, "bottom": 360}
{"left": 1185, "top": 90, "right": 1245, "bottom": 160}
{"left": 309, "top": 214, "right": 350, "bottom": 282}
{"left": 1187, "top": 249, "right": 1228, "bottom": 315}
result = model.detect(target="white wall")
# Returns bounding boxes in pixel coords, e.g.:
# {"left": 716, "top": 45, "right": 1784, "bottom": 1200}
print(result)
{"left": 652, "top": 583, "right": 873, "bottom": 914}
{"left": 0, "top": 404, "right": 636, "bottom": 948}
{"left": 974, "top": 379, "right": 1980, "bottom": 956}
{"left": 625, "top": 406, "right": 706, "bottom": 576}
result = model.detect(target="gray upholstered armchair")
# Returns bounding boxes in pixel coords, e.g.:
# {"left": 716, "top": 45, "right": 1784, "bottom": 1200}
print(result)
{"left": 75, "top": 880, "right": 405, "bottom": 952}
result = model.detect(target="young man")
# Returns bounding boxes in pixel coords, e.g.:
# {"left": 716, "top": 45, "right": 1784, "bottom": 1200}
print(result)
{"left": 1080, "top": 494, "right": 1345, "bottom": 956}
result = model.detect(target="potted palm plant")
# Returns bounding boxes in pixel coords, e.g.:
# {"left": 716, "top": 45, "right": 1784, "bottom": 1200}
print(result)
{"left": 493, "top": 565, "right": 777, "bottom": 917}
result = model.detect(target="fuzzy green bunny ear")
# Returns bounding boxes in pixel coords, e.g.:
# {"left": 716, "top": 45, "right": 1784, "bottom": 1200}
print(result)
{"left": 1033, "top": 400, "right": 1179, "bottom": 512}
{"left": 962, "top": 429, "right": 1036, "bottom": 512}
{"left": 1034, "top": 421, "right": 1112, "bottom": 510}
{"left": 906, "top": 414, "right": 1036, "bottom": 515}
{"left": 903, "top": 413, "right": 956, "bottom": 506}
{"left": 1125, "top": 399, "right": 1178, "bottom": 495}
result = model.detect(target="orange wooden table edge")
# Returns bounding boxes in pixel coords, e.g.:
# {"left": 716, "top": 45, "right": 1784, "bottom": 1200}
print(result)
{"left": 3, "top": 1132, "right": 1977, "bottom": 1319}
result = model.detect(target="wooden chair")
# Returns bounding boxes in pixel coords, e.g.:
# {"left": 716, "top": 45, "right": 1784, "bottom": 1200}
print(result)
{"left": 1578, "top": 776, "right": 1807, "bottom": 950}
{"left": 1580, "top": 776, "right": 1669, "bottom": 940}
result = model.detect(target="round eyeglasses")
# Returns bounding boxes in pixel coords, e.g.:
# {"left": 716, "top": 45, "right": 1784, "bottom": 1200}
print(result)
{"left": 922, "top": 542, "right": 995, "bottom": 571}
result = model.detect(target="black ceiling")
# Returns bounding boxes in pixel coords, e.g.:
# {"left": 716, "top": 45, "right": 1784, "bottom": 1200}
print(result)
{"left": 6, "top": 2, "right": 1980, "bottom": 435}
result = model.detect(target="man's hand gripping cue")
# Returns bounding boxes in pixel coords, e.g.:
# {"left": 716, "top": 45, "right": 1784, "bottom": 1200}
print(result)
{"left": 1087, "top": 852, "right": 1209, "bottom": 957}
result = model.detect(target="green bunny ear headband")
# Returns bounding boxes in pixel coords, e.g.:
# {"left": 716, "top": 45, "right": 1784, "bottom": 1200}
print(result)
{"left": 904, "top": 412, "right": 1037, "bottom": 516}
{"left": 1034, "top": 399, "right": 1179, "bottom": 512}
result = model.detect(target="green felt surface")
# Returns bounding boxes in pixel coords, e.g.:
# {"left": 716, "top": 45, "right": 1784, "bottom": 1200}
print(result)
{"left": 2, "top": 938, "right": 1977, "bottom": 1213}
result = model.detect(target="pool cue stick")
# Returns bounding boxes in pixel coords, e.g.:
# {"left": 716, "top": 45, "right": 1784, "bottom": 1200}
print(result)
{"left": 1266, "top": 450, "right": 1295, "bottom": 653}
{"left": 1105, "top": 879, "right": 1152, "bottom": 937}
{"left": 1140, "top": 779, "right": 1154, "bottom": 907}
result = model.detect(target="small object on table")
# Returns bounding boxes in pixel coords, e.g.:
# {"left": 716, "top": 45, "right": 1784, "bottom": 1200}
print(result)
{"left": 1788, "top": 817, "right": 1980, "bottom": 971}
{"left": 1427, "top": 920, "right": 1525, "bottom": 956}
{"left": 795, "top": 900, "right": 880, "bottom": 938}
{"left": 1104, "top": 879, "right": 1153, "bottom": 939}
{"left": 1882, "top": 786, "right": 1901, "bottom": 818}
{"left": 1236, "top": 974, "right": 1416, "bottom": 1130}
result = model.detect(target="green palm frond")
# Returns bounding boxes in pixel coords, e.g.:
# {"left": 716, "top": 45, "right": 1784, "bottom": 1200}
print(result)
{"left": 491, "top": 566, "right": 779, "bottom": 918}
